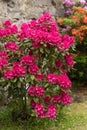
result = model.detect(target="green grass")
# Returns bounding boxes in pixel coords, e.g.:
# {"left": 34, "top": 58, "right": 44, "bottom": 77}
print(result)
{"left": 0, "top": 102, "right": 87, "bottom": 130}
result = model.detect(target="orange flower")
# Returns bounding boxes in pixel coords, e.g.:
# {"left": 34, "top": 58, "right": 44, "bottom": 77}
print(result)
{"left": 79, "top": 26, "right": 85, "bottom": 31}
{"left": 73, "top": 7, "right": 85, "bottom": 14}
{"left": 72, "top": 28, "right": 84, "bottom": 42}
{"left": 72, "top": 16, "right": 80, "bottom": 24}
{"left": 71, "top": 29, "right": 78, "bottom": 35}
{"left": 79, "top": 26, "right": 87, "bottom": 34}
{"left": 83, "top": 16, "right": 87, "bottom": 24}
{"left": 77, "top": 7, "right": 85, "bottom": 14}
{"left": 57, "top": 18, "right": 64, "bottom": 26}
{"left": 79, "top": 36, "right": 84, "bottom": 42}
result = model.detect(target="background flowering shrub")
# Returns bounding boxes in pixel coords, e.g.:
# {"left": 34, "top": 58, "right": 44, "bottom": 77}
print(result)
{"left": 57, "top": 6, "right": 87, "bottom": 85}
{"left": 0, "top": 13, "right": 75, "bottom": 120}
{"left": 63, "top": 0, "right": 87, "bottom": 16}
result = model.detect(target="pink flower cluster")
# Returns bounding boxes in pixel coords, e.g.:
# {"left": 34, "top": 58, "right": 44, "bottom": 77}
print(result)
{"left": 0, "top": 20, "right": 18, "bottom": 38}
{"left": 3, "top": 20, "right": 12, "bottom": 28}
{"left": 44, "top": 95, "right": 61, "bottom": 104}
{"left": 19, "top": 13, "right": 75, "bottom": 51}
{"left": 0, "top": 51, "right": 9, "bottom": 71}
{"left": 36, "top": 74, "right": 44, "bottom": 81}
{"left": 46, "top": 105, "right": 57, "bottom": 120}
{"left": 59, "top": 35, "right": 75, "bottom": 52}
{"left": 57, "top": 74, "right": 72, "bottom": 90}
{"left": 44, "top": 93, "right": 72, "bottom": 106}
{"left": 0, "top": 59, "right": 9, "bottom": 68}
{"left": 0, "top": 51, "right": 8, "bottom": 59}
{"left": 51, "top": 95, "right": 61, "bottom": 103}
{"left": 46, "top": 73, "right": 72, "bottom": 90}
{"left": 28, "top": 64, "right": 39, "bottom": 75}
{"left": 65, "top": 54, "right": 74, "bottom": 67}
{"left": 46, "top": 74, "right": 58, "bottom": 84}
{"left": 21, "top": 55, "right": 35, "bottom": 66}
{"left": 5, "top": 42, "right": 19, "bottom": 52}
{"left": 4, "top": 62, "right": 26, "bottom": 80}
{"left": 30, "top": 92, "right": 72, "bottom": 119}
{"left": 34, "top": 103, "right": 57, "bottom": 120}
{"left": 4, "top": 70, "right": 14, "bottom": 80}
{"left": 61, "top": 92, "right": 72, "bottom": 106}
{"left": 44, "top": 96, "right": 51, "bottom": 105}
{"left": 28, "top": 86, "right": 44, "bottom": 98}
{"left": 35, "top": 103, "right": 45, "bottom": 118}
{"left": 13, "top": 62, "right": 26, "bottom": 77}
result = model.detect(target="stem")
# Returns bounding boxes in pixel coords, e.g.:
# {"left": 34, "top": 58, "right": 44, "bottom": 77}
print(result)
{"left": 23, "top": 95, "right": 27, "bottom": 111}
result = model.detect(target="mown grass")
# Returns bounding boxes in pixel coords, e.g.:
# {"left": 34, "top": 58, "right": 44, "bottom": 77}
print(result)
{"left": 0, "top": 101, "right": 87, "bottom": 130}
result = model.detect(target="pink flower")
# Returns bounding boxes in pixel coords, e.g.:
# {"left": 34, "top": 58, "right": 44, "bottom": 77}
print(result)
{"left": 51, "top": 95, "right": 61, "bottom": 103}
{"left": 59, "top": 35, "right": 75, "bottom": 51}
{"left": 36, "top": 74, "right": 44, "bottom": 81}
{"left": 28, "top": 20, "right": 39, "bottom": 29}
{"left": 35, "top": 103, "right": 45, "bottom": 117}
{"left": 21, "top": 23, "right": 29, "bottom": 31}
{"left": 32, "top": 41, "right": 41, "bottom": 49}
{"left": 5, "top": 42, "right": 19, "bottom": 52}
{"left": 27, "top": 86, "right": 36, "bottom": 96}
{"left": 0, "top": 51, "right": 8, "bottom": 59}
{"left": 28, "top": 64, "right": 39, "bottom": 75}
{"left": 4, "top": 28, "right": 12, "bottom": 37}
{"left": 62, "top": 69, "right": 67, "bottom": 75}
{"left": 35, "top": 86, "right": 45, "bottom": 98}
{"left": 30, "top": 99, "right": 36, "bottom": 108}
{"left": 56, "top": 60, "right": 63, "bottom": 69}
{"left": 61, "top": 92, "right": 72, "bottom": 106}
{"left": 46, "top": 105, "right": 57, "bottom": 120}
{"left": 3, "top": 20, "right": 12, "bottom": 28}
{"left": 57, "top": 74, "right": 72, "bottom": 90}
{"left": 19, "top": 13, "right": 62, "bottom": 46}
{"left": 4, "top": 70, "right": 14, "bottom": 80}
{"left": 47, "top": 74, "right": 58, "bottom": 84}
{"left": 21, "top": 55, "right": 35, "bottom": 66}
{"left": 44, "top": 96, "right": 51, "bottom": 104}
{"left": 38, "top": 13, "right": 53, "bottom": 25}
{"left": 13, "top": 62, "right": 20, "bottom": 68}
{"left": 38, "top": 113, "right": 45, "bottom": 119}
{"left": 28, "top": 50, "right": 33, "bottom": 56}
{"left": 0, "top": 29, "right": 4, "bottom": 37}
{"left": 79, "top": 0, "right": 86, "bottom": 5}
{"left": 0, "top": 59, "right": 9, "bottom": 67}
{"left": 13, "top": 65, "right": 26, "bottom": 77}
{"left": 11, "top": 25, "right": 18, "bottom": 34}
{"left": 65, "top": 54, "right": 74, "bottom": 67}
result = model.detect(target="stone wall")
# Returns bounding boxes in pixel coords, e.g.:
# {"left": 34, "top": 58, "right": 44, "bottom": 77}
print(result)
{"left": 0, "top": 0, "right": 64, "bottom": 25}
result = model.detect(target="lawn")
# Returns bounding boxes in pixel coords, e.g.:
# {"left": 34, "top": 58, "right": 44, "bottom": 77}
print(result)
{"left": 0, "top": 100, "right": 87, "bottom": 130}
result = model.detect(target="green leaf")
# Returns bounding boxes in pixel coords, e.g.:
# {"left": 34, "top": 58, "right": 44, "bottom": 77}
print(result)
{"left": 17, "top": 82, "right": 22, "bottom": 88}
{"left": 34, "top": 98, "right": 39, "bottom": 103}
{"left": 44, "top": 83, "right": 49, "bottom": 88}
{"left": 13, "top": 78, "right": 17, "bottom": 83}
{"left": 30, "top": 75, "right": 35, "bottom": 80}
{"left": 79, "top": 72, "right": 83, "bottom": 77}
{"left": 19, "top": 77, "right": 23, "bottom": 82}
{"left": 40, "top": 48, "right": 44, "bottom": 53}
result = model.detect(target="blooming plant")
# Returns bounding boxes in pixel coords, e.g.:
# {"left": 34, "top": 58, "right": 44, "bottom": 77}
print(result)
{"left": 63, "top": 0, "right": 87, "bottom": 16}
{"left": 58, "top": 6, "right": 87, "bottom": 84}
{"left": 0, "top": 14, "right": 75, "bottom": 120}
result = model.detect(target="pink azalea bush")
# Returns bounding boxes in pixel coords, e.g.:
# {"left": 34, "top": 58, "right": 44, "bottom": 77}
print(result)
{"left": 0, "top": 13, "right": 75, "bottom": 120}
